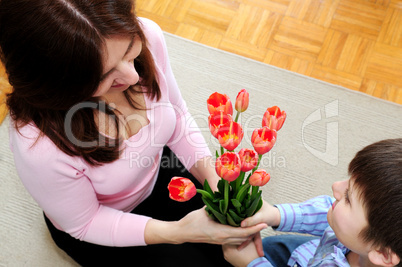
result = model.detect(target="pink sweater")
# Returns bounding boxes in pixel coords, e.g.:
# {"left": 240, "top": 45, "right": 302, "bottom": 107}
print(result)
{"left": 9, "top": 18, "right": 211, "bottom": 247}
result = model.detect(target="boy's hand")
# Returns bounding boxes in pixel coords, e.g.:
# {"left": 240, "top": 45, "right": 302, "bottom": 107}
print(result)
{"left": 241, "top": 200, "right": 281, "bottom": 228}
{"left": 238, "top": 232, "right": 264, "bottom": 257}
{"left": 223, "top": 240, "right": 260, "bottom": 267}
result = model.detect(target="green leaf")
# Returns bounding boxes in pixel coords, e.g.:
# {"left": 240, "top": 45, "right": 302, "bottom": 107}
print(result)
{"left": 235, "top": 171, "right": 246, "bottom": 191}
{"left": 229, "top": 209, "right": 244, "bottom": 224}
{"left": 214, "top": 192, "right": 222, "bottom": 200}
{"left": 216, "top": 150, "right": 220, "bottom": 158}
{"left": 245, "top": 198, "right": 251, "bottom": 209}
{"left": 236, "top": 183, "right": 250, "bottom": 203}
{"left": 217, "top": 179, "right": 225, "bottom": 193}
{"left": 219, "top": 199, "right": 224, "bottom": 214}
{"left": 202, "top": 196, "right": 219, "bottom": 211}
{"left": 245, "top": 191, "right": 262, "bottom": 217}
{"left": 231, "top": 198, "right": 242, "bottom": 214}
{"left": 227, "top": 212, "right": 239, "bottom": 227}
{"left": 231, "top": 198, "right": 242, "bottom": 208}
{"left": 255, "top": 197, "right": 263, "bottom": 214}
{"left": 196, "top": 189, "right": 214, "bottom": 201}
{"left": 203, "top": 179, "right": 214, "bottom": 196}
{"left": 250, "top": 187, "right": 261, "bottom": 202}
{"left": 245, "top": 173, "right": 252, "bottom": 184}
{"left": 202, "top": 197, "right": 227, "bottom": 225}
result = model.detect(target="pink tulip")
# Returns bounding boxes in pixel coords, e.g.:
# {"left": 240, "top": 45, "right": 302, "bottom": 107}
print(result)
{"left": 262, "top": 106, "right": 286, "bottom": 131}
{"left": 208, "top": 112, "right": 232, "bottom": 138}
{"left": 235, "top": 89, "right": 249, "bottom": 113}
{"left": 238, "top": 148, "right": 258, "bottom": 172}
{"left": 217, "top": 121, "right": 244, "bottom": 151}
{"left": 168, "top": 177, "right": 197, "bottom": 202}
{"left": 207, "top": 92, "right": 233, "bottom": 116}
{"left": 249, "top": 169, "right": 270, "bottom": 187}
{"left": 251, "top": 127, "right": 277, "bottom": 155}
{"left": 215, "top": 152, "right": 241, "bottom": 182}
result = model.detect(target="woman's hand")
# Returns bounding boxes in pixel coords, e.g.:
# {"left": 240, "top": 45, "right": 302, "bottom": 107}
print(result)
{"left": 223, "top": 240, "right": 261, "bottom": 267}
{"left": 144, "top": 201, "right": 275, "bottom": 246}
{"left": 175, "top": 207, "right": 267, "bottom": 245}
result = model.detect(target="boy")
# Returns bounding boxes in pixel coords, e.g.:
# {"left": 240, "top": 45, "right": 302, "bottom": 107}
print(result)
{"left": 224, "top": 138, "right": 402, "bottom": 267}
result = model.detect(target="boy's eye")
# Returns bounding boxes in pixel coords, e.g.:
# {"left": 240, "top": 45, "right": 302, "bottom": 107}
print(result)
{"left": 344, "top": 189, "right": 350, "bottom": 204}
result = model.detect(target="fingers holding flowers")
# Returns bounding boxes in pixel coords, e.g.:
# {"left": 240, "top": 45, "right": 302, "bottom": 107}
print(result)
{"left": 178, "top": 207, "right": 267, "bottom": 245}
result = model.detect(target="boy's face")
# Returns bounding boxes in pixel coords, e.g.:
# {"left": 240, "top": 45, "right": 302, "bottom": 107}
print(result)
{"left": 327, "top": 179, "right": 371, "bottom": 255}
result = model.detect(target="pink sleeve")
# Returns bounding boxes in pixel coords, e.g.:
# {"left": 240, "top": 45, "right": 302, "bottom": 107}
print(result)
{"left": 140, "top": 18, "right": 212, "bottom": 170}
{"left": 10, "top": 125, "right": 150, "bottom": 247}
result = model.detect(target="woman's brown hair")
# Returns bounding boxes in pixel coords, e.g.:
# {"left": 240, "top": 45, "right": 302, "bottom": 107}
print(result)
{"left": 0, "top": 0, "right": 160, "bottom": 165}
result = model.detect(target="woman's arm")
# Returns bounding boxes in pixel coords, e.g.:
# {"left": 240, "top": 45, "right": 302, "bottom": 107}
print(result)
{"left": 144, "top": 207, "right": 268, "bottom": 245}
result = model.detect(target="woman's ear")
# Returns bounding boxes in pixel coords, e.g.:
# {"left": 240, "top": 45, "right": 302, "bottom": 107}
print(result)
{"left": 368, "top": 247, "right": 400, "bottom": 266}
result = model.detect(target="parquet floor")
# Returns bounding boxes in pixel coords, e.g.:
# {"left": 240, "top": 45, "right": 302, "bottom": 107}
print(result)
{"left": 0, "top": 0, "right": 401, "bottom": 124}
{"left": 136, "top": 0, "right": 402, "bottom": 105}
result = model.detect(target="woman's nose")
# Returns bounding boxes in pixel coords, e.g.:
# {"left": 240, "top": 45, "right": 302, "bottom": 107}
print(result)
{"left": 332, "top": 180, "right": 348, "bottom": 200}
{"left": 116, "top": 61, "right": 139, "bottom": 86}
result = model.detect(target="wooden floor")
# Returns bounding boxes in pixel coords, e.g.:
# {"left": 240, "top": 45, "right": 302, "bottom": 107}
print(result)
{"left": 136, "top": 0, "right": 402, "bottom": 105}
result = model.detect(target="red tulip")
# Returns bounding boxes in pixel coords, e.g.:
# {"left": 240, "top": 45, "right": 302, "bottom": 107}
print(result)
{"left": 208, "top": 112, "right": 232, "bottom": 138}
{"left": 215, "top": 152, "right": 241, "bottom": 182}
{"left": 168, "top": 177, "right": 197, "bottom": 202}
{"left": 249, "top": 169, "right": 270, "bottom": 187}
{"left": 217, "top": 121, "right": 244, "bottom": 151}
{"left": 235, "top": 89, "right": 249, "bottom": 113}
{"left": 251, "top": 127, "right": 277, "bottom": 155}
{"left": 262, "top": 106, "right": 286, "bottom": 131}
{"left": 238, "top": 148, "right": 258, "bottom": 172}
{"left": 207, "top": 92, "right": 233, "bottom": 116}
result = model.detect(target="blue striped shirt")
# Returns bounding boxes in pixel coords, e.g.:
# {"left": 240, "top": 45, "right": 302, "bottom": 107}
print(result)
{"left": 248, "top": 196, "right": 350, "bottom": 267}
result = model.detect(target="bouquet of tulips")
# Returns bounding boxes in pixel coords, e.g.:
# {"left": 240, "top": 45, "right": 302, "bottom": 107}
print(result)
{"left": 168, "top": 89, "right": 286, "bottom": 226}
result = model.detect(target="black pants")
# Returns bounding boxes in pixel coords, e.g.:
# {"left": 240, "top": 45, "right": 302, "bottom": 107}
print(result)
{"left": 45, "top": 147, "right": 231, "bottom": 267}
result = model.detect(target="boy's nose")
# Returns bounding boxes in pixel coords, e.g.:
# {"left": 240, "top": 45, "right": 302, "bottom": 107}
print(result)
{"left": 332, "top": 180, "right": 348, "bottom": 200}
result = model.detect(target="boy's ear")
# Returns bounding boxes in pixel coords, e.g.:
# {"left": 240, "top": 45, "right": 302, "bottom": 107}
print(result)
{"left": 368, "top": 248, "right": 400, "bottom": 266}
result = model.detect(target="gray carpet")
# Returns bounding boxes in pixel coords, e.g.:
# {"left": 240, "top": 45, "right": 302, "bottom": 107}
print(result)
{"left": 1, "top": 32, "right": 401, "bottom": 266}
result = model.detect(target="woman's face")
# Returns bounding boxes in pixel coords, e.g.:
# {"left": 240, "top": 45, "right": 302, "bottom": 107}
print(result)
{"left": 93, "top": 35, "right": 142, "bottom": 98}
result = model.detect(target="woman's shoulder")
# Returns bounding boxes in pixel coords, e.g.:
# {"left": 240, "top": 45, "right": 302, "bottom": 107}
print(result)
{"left": 138, "top": 17, "right": 167, "bottom": 68}
{"left": 9, "top": 121, "right": 83, "bottom": 167}
{"left": 138, "top": 17, "right": 163, "bottom": 37}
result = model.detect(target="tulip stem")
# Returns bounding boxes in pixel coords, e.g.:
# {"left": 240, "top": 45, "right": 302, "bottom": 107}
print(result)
{"left": 223, "top": 180, "right": 229, "bottom": 215}
{"left": 234, "top": 111, "right": 240, "bottom": 123}
{"left": 220, "top": 146, "right": 224, "bottom": 156}
{"left": 196, "top": 189, "right": 214, "bottom": 201}
{"left": 236, "top": 171, "right": 245, "bottom": 193}
{"left": 252, "top": 155, "right": 263, "bottom": 173}
{"left": 251, "top": 185, "right": 259, "bottom": 196}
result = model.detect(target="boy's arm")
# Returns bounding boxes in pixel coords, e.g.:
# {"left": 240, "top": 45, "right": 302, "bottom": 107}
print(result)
{"left": 241, "top": 196, "right": 334, "bottom": 236}
{"left": 248, "top": 257, "right": 272, "bottom": 267}
{"left": 275, "top": 195, "right": 334, "bottom": 236}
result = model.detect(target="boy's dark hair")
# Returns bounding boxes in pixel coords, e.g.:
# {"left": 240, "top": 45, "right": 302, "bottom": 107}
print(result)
{"left": 350, "top": 138, "right": 402, "bottom": 262}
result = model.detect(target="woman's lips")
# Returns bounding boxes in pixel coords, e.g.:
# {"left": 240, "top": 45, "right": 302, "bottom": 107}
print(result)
{"left": 111, "top": 84, "right": 125, "bottom": 88}
{"left": 332, "top": 201, "right": 337, "bottom": 210}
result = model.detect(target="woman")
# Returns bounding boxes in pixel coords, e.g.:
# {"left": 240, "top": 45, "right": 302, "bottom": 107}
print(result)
{"left": 0, "top": 0, "right": 266, "bottom": 266}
